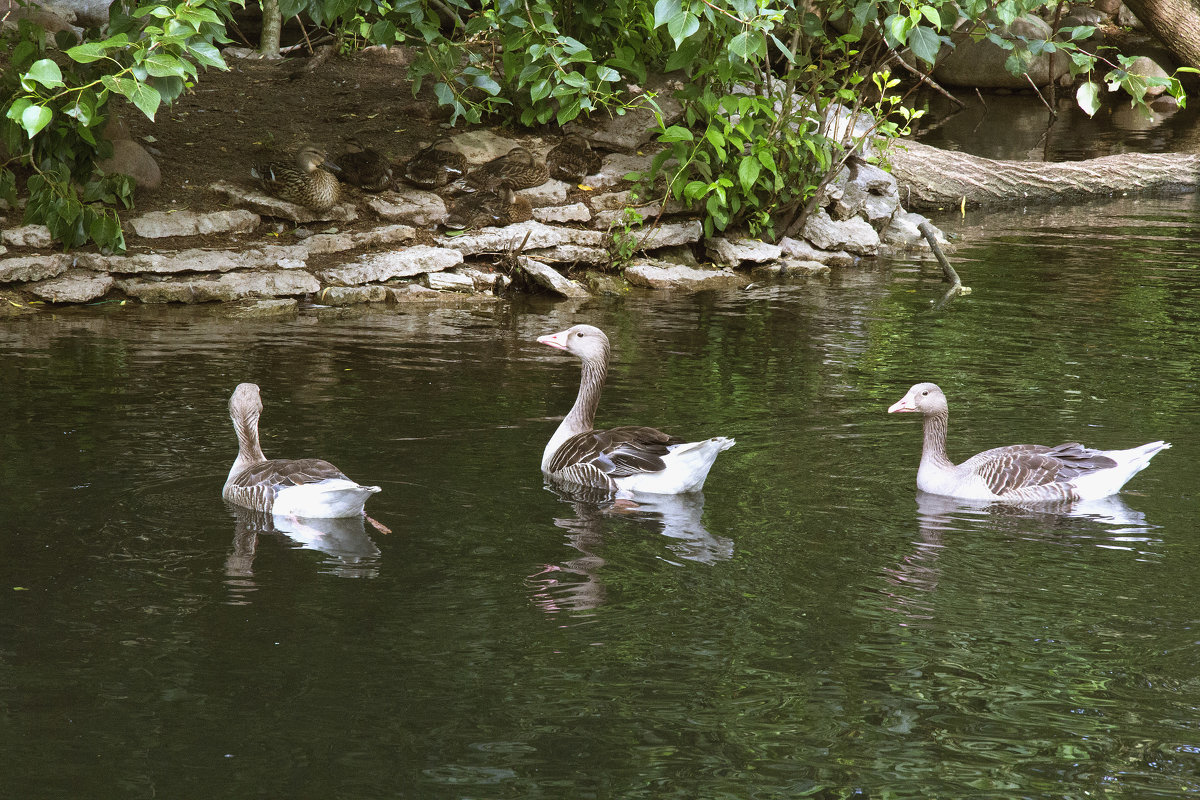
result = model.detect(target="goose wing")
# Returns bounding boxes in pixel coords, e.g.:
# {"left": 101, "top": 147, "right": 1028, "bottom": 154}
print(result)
{"left": 969, "top": 443, "right": 1117, "bottom": 495}
{"left": 548, "top": 426, "right": 683, "bottom": 477}
{"left": 230, "top": 457, "right": 351, "bottom": 489}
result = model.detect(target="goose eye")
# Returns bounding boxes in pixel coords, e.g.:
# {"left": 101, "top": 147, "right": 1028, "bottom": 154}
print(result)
{"left": 921, "top": 390, "right": 928, "bottom": 396}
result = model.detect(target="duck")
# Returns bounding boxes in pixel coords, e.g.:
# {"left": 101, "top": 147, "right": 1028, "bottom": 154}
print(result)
{"left": 538, "top": 324, "right": 734, "bottom": 495}
{"left": 466, "top": 146, "right": 550, "bottom": 191}
{"left": 223, "top": 383, "right": 380, "bottom": 519}
{"left": 402, "top": 137, "right": 468, "bottom": 189}
{"left": 336, "top": 137, "right": 393, "bottom": 192}
{"left": 888, "top": 382, "right": 1170, "bottom": 503}
{"left": 444, "top": 182, "right": 533, "bottom": 229}
{"left": 546, "top": 133, "right": 602, "bottom": 183}
{"left": 251, "top": 144, "right": 341, "bottom": 210}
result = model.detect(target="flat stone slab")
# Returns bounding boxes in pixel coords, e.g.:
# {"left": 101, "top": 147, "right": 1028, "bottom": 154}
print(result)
{"left": 220, "top": 298, "right": 299, "bottom": 318}
{"left": 706, "top": 237, "right": 782, "bottom": 266}
{"left": 518, "top": 256, "right": 589, "bottom": 298}
{"left": 2, "top": 224, "right": 53, "bottom": 248}
{"left": 128, "top": 209, "right": 260, "bottom": 239}
{"left": 802, "top": 209, "right": 880, "bottom": 256}
{"left": 527, "top": 244, "right": 610, "bottom": 264}
{"left": 366, "top": 190, "right": 447, "bottom": 227}
{"left": 0, "top": 253, "right": 73, "bottom": 283}
{"left": 778, "top": 236, "right": 857, "bottom": 267}
{"left": 117, "top": 269, "right": 320, "bottom": 303}
{"left": 422, "top": 271, "right": 475, "bottom": 292}
{"left": 450, "top": 131, "right": 526, "bottom": 163}
{"left": 210, "top": 180, "right": 358, "bottom": 224}
{"left": 751, "top": 259, "right": 832, "bottom": 279}
{"left": 533, "top": 202, "right": 591, "bottom": 224}
{"left": 437, "top": 221, "right": 605, "bottom": 256}
{"left": 624, "top": 260, "right": 749, "bottom": 291}
{"left": 316, "top": 245, "right": 463, "bottom": 285}
{"left": 317, "top": 285, "right": 389, "bottom": 305}
{"left": 23, "top": 269, "right": 114, "bottom": 302}
{"left": 627, "top": 220, "right": 703, "bottom": 250}
{"left": 522, "top": 180, "right": 571, "bottom": 207}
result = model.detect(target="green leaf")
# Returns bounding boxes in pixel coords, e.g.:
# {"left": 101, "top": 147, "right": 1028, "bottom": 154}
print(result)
{"left": 126, "top": 81, "right": 163, "bottom": 120}
{"left": 737, "top": 155, "right": 760, "bottom": 194}
{"left": 666, "top": 11, "right": 699, "bottom": 47}
{"left": 908, "top": 26, "right": 940, "bottom": 66}
{"left": 26, "top": 58, "right": 65, "bottom": 89}
{"left": 66, "top": 41, "right": 111, "bottom": 64}
{"left": 530, "top": 78, "right": 552, "bottom": 102}
{"left": 1076, "top": 81, "right": 1101, "bottom": 117}
{"left": 659, "top": 125, "right": 694, "bottom": 142}
{"left": 143, "top": 52, "right": 187, "bottom": 78}
{"left": 593, "top": 65, "right": 619, "bottom": 83}
{"left": 653, "top": 0, "right": 682, "bottom": 28}
{"left": 20, "top": 104, "right": 54, "bottom": 138}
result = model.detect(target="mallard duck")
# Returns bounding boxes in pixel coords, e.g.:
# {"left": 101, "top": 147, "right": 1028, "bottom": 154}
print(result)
{"left": 465, "top": 146, "right": 550, "bottom": 191}
{"left": 402, "top": 137, "right": 468, "bottom": 189}
{"left": 547, "top": 133, "right": 602, "bottom": 183}
{"left": 251, "top": 144, "right": 341, "bottom": 210}
{"left": 337, "top": 137, "right": 393, "bottom": 192}
{"left": 223, "top": 383, "right": 381, "bottom": 519}
{"left": 445, "top": 183, "right": 533, "bottom": 229}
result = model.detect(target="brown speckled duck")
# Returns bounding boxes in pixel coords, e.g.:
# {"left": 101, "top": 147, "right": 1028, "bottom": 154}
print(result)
{"left": 337, "top": 137, "right": 393, "bottom": 192}
{"left": 547, "top": 134, "right": 602, "bottom": 183}
{"left": 445, "top": 183, "right": 533, "bottom": 229}
{"left": 403, "top": 137, "right": 468, "bottom": 189}
{"left": 465, "top": 146, "right": 549, "bottom": 191}
{"left": 251, "top": 144, "right": 341, "bottom": 210}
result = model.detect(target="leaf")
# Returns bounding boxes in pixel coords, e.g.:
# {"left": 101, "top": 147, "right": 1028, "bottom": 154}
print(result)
{"left": 666, "top": 10, "right": 699, "bottom": 47}
{"left": 1076, "top": 81, "right": 1101, "bottom": 117}
{"left": 20, "top": 104, "right": 53, "bottom": 138}
{"left": 26, "top": 58, "right": 65, "bottom": 89}
{"left": 737, "top": 155, "right": 760, "bottom": 194}
{"left": 67, "top": 41, "right": 111, "bottom": 64}
{"left": 593, "top": 65, "right": 619, "bottom": 83}
{"left": 142, "top": 52, "right": 187, "bottom": 78}
{"left": 126, "top": 81, "right": 163, "bottom": 120}
{"left": 659, "top": 125, "right": 694, "bottom": 142}
{"left": 653, "top": 0, "right": 682, "bottom": 28}
{"left": 908, "top": 26, "right": 941, "bottom": 66}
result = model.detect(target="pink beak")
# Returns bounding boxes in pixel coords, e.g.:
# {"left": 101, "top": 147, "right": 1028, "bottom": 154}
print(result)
{"left": 888, "top": 394, "right": 916, "bottom": 413}
{"left": 537, "top": 330, "right": 570, "bottom": 350}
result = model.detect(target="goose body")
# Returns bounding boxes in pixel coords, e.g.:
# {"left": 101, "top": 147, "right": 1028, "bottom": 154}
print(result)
{"left": 223, "top": 383, "right": 380, "bottom": 518}
{"left": 888, "top": 382, "right": 1169, "bottom": 503}
{"left": 538, "top": 325, "right": 733, "bottom": 495}
{"left": 251, "top": 144, "right": 341, "bottom": 210}
{"left": 466, "top": 146, "right": 550, "bottom": 191}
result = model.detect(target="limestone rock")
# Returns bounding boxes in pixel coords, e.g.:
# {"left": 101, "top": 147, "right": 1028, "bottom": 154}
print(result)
{"left": 933, "top": 16, "right": 1069, "bottom": 89}
{"left": 366, "top": 190, "right": 447, "bottom": 227}
{"left": 317, "top": 285, "right": 389, "bottom": 305}
{"left": 831, "top": 161, "right": 901, "bottom": 230}
{"left": 457, "top": 266, "right": 509, "bottom": 293}
{"left": 778, "top": 236, "right": 858, "bottom": 267}
{"left": 128, "top": 210, "right": 260, "bottom": 239}
{"left": 96, "top": 139, "right": 162, "bottom": 190}
{"left": 449, "top": 131, "right": 525, "bottom": 163}
{"left": 220, "top": 298, "right": 299, "bottom": 318}
{"left": 750, "top": 260, "right": 831, "bottom": 280}
{"left": 565, "top": 78, "right": 684, "bottom": 151}
{"left": 316, "top": 245, "right": 463, "bottom": 285}
{"left": 584, "top": 271, "right": 631, "bottom": 296}
{"left": 521, "top": 180, "right": 571, "bottom": 207}
{"left": 2, "top": 224, "right": 53, "bottom": 248}
{"left": 584, "top": 152, "right": 660, "bottom": 191}
{"left": 534, "top": 202, "right": 592, "bottom": 224}
{"left": 438, "top": 221, "right": 606, "bottom": 257}
{"left": 627, "top": 220, "right": 703, "bottom": 250}
{"left": 0, "top": 253, "right": 72, "bottom": 283}
{"left": 517, "top": 256, "right": 590, "bottom": 298}
{"left": 881, "top": 211, "right": 947, "bottom": 250}
{"left": 422, "top": 271, "right": 475, "bottom": 292}
{"left": 527, "top": 244, "right": 610, "bottom": 264}
{"left": 23, "top": 269, "right": 113, "bottom": 302}
{"left": 624, "top": 260, "right": 750, "bottom": 291}
{"left": 1126, "top": 56, "right": 1170, "bottom": 98}
{"left": 802, "top": 209, "right": 880, "bottom": 256}
{"left": 211, "top": 180, "right": 358, "bottom": 224}
{"left": 117, "top": 269, "right": 320, "bottom": 303}
{"left": 706, "top": 237, "right": 782, "bottom": 266}
{"left": 82, "top": 248, "right": 253, "bottom": 275}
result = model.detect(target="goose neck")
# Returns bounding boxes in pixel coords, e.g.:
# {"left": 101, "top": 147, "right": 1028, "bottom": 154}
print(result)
{"left": 564, "top": 356, "right": 607, "bottom": 435}
{"left": 922, "top": 409, "right": 954, "bottom": 468}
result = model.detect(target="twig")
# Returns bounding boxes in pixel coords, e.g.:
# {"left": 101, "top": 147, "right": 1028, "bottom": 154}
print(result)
{"left": 1024, "top": 73, "right": 1056, "bottom": 116}
{"left": 280, "top": 35, "right": 334, "bottom": 55}
{"left": 918, "top": 220, "right": 968, "bottom": 310}
{"left": 885, "top": 46, "right": 965, "bottom": 107}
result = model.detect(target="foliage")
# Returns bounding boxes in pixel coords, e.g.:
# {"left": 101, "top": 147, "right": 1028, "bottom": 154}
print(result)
{"left": 1, "top": 0, "right": 240, "bottom": 251}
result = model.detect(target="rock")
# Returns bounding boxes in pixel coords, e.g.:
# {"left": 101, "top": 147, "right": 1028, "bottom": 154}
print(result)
{"left": 1126, "top": 56, "right": 1170, "bottom": 98}
{"left": 315, "top": 245, "right": 463, "bottom": 285}
{"left": 655, "top": 245, "right": 700, "bottom": 267}
{"left": 347, "top": 224, "right": 416, "bottom": 248}
{"left": 317, "top": 285, "right": 389, "bottom": 305}
{"left": 1093, "top": 0, "right": 1121, "bottom": 15}
{"left": 457, "top": 266, "right": 509, "bottom": 293}
{"left": 750, "top": 260, "right": 831, "bottom": 280}
{"left": 526, "top": 244, "right": 611, "bottom": 264}
{"left": 0, "top": 254, "right": 73, "bottom": 283}
{"left": 366, "top": 190, "right": 447, "bottom": 227}
{"left": 565, "top": 77, "right": 684, "bottom": 151}
{"left": 933, "top": 16, "right": 1069, "bottom": 88}
{"left": 128, "top": 209, "right": 260, "bottom": 239}
{"left": 0, "top": 2, "right": 83, "bottom": 43}
{"left": 585, "top": 152, "right": 659, "bottom": 191}
{"left": 517, "top": 256, "right": 590, "bottom": 298}
{"left": 534, "top": 202, "right": 592, "bottom": 223}
{"left": 96, "top": 139, "right": 161, "bottom": 190}
{"left": 705, "top": 237, "right": 782, "bottom": 266}
{"left": 1060, "top": 4, "right": 1105, "bottom": 28}
{"left": 2, "top": 224, "right": 53, "bottom": 248}
{"left": 778, "top": 236, "right": 858, "bottom": 267}
{"left": 23, "top": 269, "right": 113, "bottom": 302}
{"left": 210, "top": 180, "right": 358, "bottom": 224}
{"left": 831, "top": 161, "right": 901, "bottom": 230}
{"left": 1116, "top": 3, "right": 1143, "bottom": 27}
{"left": 437, "top": 221, "right": 606, "bottom": 257}
{"left": 41, "top": 0, "right": 112, "bottom": 27}
{"left": 117, "top": 269, "right": 320, "bottom": 303}
{"left": 385, "top": 284, "right": 497, "bottom": 305}
{"left": 422, "top": 271, "right": 476, "bottom": 292}
{"left": 521, "top": 180, "right": 572, "bottom": 207}
{"left": 881, "top": 211, "right": 947, "bottom": 250}
{"left": 82, "top": 248, "right": 254, "bottom": 275}
{"left": 624, "top": 260, "right": 750, "bottom": 291}
{"left": 583, "top": 271, "right": 631, "bottom": 296}
{"left": 449, "top": 131, "right": 524, "bottom": 163}
{"left": 802, "top": 209, "right": 880, "bottom": 256}
{"left": 220, "top": 298, "right": 299, "bottom": 318}
{"left": 626, "top": 220, "right": 704, "bottom": 250}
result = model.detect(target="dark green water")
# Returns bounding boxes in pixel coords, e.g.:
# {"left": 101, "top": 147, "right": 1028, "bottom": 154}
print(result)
{"left": 2, "top": 195, "right": 1199, "bottom": 799}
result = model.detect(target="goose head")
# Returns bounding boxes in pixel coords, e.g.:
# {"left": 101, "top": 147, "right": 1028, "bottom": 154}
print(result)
{"left": 888, "top": 382, "right": 947, "bottom": 415}
{"left": 230, "top": 382, "right": 264, "bottom": 425}
{"left": 537, "top": 324, "right": 610, "bottom": 364}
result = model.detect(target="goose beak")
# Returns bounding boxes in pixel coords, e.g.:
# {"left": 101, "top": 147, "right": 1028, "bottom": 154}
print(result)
{"left": 537, "top": 330, "right": 570, "bottom": 350}
{"left": 888, "top": 394, "right": 916, "bottom": 413}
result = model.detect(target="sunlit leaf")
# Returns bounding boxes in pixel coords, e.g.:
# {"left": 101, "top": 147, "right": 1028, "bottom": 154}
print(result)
{"left": 1076, "top": 81, "right": 1101, "bottom": 117}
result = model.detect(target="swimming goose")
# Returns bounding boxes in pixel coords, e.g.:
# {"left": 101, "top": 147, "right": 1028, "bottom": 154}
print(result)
{"left": 538, "top": 325, "right": 734, "bottom": 495}
{"left": 223, "top": 383, "right": 380, "bottom": 518}
{"left": 888, "top": 382, "right": 1169, "bottom": 502}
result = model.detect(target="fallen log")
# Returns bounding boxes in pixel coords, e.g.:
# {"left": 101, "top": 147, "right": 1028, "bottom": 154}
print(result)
{"left": 887, "top": 138, "right": 1200, "bottom": 210}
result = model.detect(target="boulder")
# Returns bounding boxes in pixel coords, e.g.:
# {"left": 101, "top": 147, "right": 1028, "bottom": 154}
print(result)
{"left": 2, "top": 224, "right": 53, "bottom": 249}
{"left": 830, "top": 161, "right": 901, "bottom": 230}
{"left": 1126, "top": 56, "right": 1170, "bottom": 98}
{"left": 934, "top": 16, "right": 1070, "bottom": 89}
{"left": 210, "top": 180, "right": 358, "bottom": 224}
{"left": 117, "top": 269, "right": 320, "bottom": 303}
{"left": 778, "top": 236, "right": 858, "bottom": 267}
{"left": 365, "top": 190, "right": 447, "bottom": 227}
{"left": 583, "top": 271, "right": 631, "bottom": 296}
{"left": 705, "top": 237, "right": 782, "bottom": 266}
{"left": 422, "top": 271, "right": 475, "bottom": 292}
{"left": 881, "top": 211, "right": 947, "bottom": 250}
{"left": 533, "top": 202, "right": 592, "bottom": 224}
{"left": 23, "top": 269, "right": 113, "bottom": 302}
{"left": 0, "top": 253, "right": 72, "bottom": 283}
{"left": 128, "top": 210, "right": 260, "bottom": 239}
{"left": 802, "top": 209, "right": 880, "bottom": 256}
{"left": 317, "top": 285, "right": 389, "bottom": 305}
{"left": 96, "top": 139, "right": 162, "bottom": 190}
{"left": 624, "top": 260, "right": 750, "bottom": 291}
{"left": 315, "top": 245, "right": 463, "bottom": 285}
{"left": 517, "top": 256, "right": 590, "bottom": 298}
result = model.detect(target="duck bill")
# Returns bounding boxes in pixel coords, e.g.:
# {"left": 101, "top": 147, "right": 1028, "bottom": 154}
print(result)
{"left": 537, "top": 330, "right": 570, "bottom": 350}
{"left": 887, "top": 395, "right": 916, "bottom": 413}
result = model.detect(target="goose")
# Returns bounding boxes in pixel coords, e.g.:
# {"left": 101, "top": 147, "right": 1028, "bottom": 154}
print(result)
{"left": 538, "top": 324, "right": 734, "bottom": 495}
{"left": 888, "top": 382, "right": 1169, "bottom": 503}
{"left": 223, "top": 383, "right": 380, "bottom": 518}
{"left": 251, "top": 144, "right": 341, "bottom": 210}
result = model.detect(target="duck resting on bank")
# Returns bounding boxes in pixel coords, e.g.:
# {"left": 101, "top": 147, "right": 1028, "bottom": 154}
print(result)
{"left": 337, "top": 136, "right": 393, "bottom": 192}
{"left": 251, "top": 144, "right": 341, "bottom": 210}
{"left": 223, "top": 383, "right": 380, "bottom": 518}
{"left": 402, "top": 137, "right": 468, "bottom": 189}
{"left": 888, "top": 381, "right": 1169, "bottom": 503}
{"left": 538, "top": 324, "right": 734, "bottom": 496}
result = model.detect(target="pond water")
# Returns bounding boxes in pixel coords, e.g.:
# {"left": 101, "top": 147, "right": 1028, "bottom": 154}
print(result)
{"left": 3, "top": 194, "right": 1200, "bottom": 799}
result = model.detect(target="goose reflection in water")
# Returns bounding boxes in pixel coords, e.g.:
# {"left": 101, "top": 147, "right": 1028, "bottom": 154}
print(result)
{"left": 880, "top": 491, "right": 1157, "bottom": 624}
{"left": 225, "top": 506, "right": 382, "bottom": 591}
{"left": 527, "top": 483, "right": 734, "bottom": 615}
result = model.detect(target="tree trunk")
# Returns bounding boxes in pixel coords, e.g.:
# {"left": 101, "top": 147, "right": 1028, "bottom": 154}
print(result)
{"left": 260, "top": 0, "right": 281, "bottom": 59}
{"left": 1121, "top": 0, "right": 1200, "bottom": 69}
{"left": 887, "top": 139, "right": 1200, "bottom": 209}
